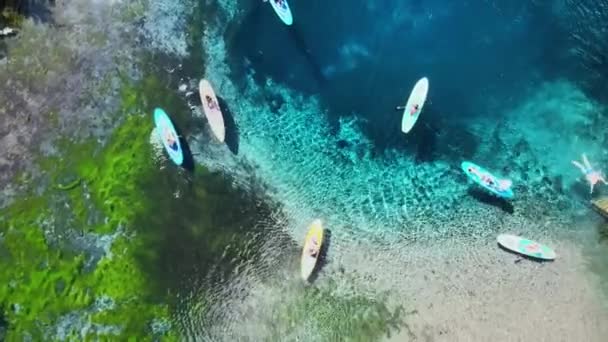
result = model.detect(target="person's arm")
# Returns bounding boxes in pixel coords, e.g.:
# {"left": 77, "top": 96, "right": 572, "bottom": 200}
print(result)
{"left": 590, "top": 182, "right": 595, "bottom": 194}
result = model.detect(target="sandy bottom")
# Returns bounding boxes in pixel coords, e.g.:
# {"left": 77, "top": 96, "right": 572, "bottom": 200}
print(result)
{"left": 328, "top": 236, "right": 608, "bottom": 342}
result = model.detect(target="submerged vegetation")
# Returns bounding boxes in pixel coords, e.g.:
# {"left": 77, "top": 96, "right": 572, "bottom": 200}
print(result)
{"left": 0, "top": 101, "right": 179, "bottom": 339}
{"left": 269, "top": 285, "right": 405, "bottom": 341}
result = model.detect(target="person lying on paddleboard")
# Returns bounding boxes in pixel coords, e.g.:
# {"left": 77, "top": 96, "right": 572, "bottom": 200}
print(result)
{"left": 572, "top": 153, "right": 607, "bottom": 194}
{"left": 395, "top": 103, "right": 420, "bottom": 116}
{"left": 163, "top": 126, "right": 178, "bottom": 151}
{"left": 205, "top": 95, "right": 219, "bottom": 111}
{"left": 307, "top": 236, "right": 320, "bottom": 257}
{"left": 263, "top": 0, "right": 285, "bottom": 6}
{"left": 467, "top": 165, "right": 512, "bottom": 192}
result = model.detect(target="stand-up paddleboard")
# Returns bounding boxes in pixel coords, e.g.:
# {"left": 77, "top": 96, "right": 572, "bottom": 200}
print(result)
{"left": 497, "top": 234, "right": 556, "bottom": 260}
{"left": 461, "top": 161, "right": 514, "bottom": 199}
{"left": 199, "top": 79, "right": 226, "bottom": 143}
{"left": 301, "top": 219, "right": 324, "bottom": 281}
{"left": 153, "top": 108, "right": 184, "bottom": 166}
{"left": 591, "top": 197, "right": 608, "bottom": 219}
{"left": 268, "top": 0, "right": 293, "bottom": 26}
{"left": 401, "top": 77, "right": 429, "bottom": 134}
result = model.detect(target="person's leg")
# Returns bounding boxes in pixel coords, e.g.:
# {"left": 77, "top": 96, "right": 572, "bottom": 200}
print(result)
{"left": 572, "top": 160, "right": 586, "bottom": 173}
{"left": 583, "top": 154, "right": 592, "bottom": 169}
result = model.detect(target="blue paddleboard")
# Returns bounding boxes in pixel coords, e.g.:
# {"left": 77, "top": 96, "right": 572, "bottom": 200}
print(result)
{"left": 461, "top": 161, "right": 514, "bottom": 199}
{"left": 153, "top": 108, "right": 184, "bottom": 166}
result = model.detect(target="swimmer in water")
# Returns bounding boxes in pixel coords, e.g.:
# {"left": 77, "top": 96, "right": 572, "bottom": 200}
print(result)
{"left": 572, "top": 153, "right": 607, "bottom": 194}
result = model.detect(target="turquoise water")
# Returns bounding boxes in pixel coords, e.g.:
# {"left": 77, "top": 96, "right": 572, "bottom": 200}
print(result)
{"left": 167, "top": 0, "right": 608, "bottom": 340}
{"left": 3, "top": 0, "right": 608, "bottom": 340}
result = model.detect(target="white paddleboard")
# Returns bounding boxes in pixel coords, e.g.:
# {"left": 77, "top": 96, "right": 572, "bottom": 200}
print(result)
{"left": 268, "top": 0, "right": 293, "bottom": 26}
{"left": 497, "top": 234, "right": 556, "bottom": 260}
{"left": 401, "top": 77, "right": 429, "bottom": 134}
{"left": 199, "top": 79, "right": 226, "bottom": 143}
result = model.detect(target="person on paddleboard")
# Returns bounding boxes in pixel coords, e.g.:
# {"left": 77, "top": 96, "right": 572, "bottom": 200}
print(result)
{"left": 410, "top": 104, "right": 420, "bottom": 116}
{"left": 263, "top": 0, "right": 285, "bottom": 6}
{"left": 467, "top": 165, "right": 512, "bottom": 192}
{"left": 307, "top": 236, "right": 320, "bottom": 257}
{"left": 395, "top": 103, "right": 420, "bottom": 116}
{"left": 163, "top": 126, "right": 178, "bottom": 151}
{"left": 204, "top": 95, "right": 219, "bottom": 111}
{"left": 572, "top": 153, "right": 607, "bottom": 194}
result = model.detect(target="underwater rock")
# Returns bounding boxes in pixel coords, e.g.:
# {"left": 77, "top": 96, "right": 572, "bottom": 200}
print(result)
{"left": 0, "top": 27, "right": 17, "bottom": 37}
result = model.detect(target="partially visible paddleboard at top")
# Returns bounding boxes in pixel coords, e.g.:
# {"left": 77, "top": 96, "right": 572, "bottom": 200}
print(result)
{"left": 497, "top": 234, "right": 556, "bottom": 260}
{"left": 401, "top": 77, "right": 429, "bottom": 134}
{"left": 199, "top": 79, "right": 226, "bottom": 143}
{"left": 268, "top": 0, "right": 293, "bottom": 26}
{"left": 153, "top": 108, "right": 184, "bottom": 166}
{"left": 301, "top": 219, "right": 324, "bottom": 281}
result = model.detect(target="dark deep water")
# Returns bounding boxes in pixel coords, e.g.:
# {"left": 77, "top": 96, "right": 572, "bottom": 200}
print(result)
{"left": 228, "top": 0, "right": 571, "bottom": 153}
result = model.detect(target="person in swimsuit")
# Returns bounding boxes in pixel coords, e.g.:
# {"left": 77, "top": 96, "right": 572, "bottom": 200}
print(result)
{"left": 410, "top": 104, "right": 420, "bottom": 116}
{"left": 468, "top": 166, "right": 512, "bottom": 192}
{"left": 572, "top": 153, "right": 607, "bottom": 194}
{"left": 395, "top": 103, "right": 421, "bottom": 116}
{"left": 263, "top": 0, "right": 284, "bottom": 5}
{"left": 164, "top": 126, "right": 178, "bottom": 151}
{"left": 307, "top": 236, "right": 320, "bottom": 257}
{"left": 205, "top": 95, "right": 218, "bottom": 111}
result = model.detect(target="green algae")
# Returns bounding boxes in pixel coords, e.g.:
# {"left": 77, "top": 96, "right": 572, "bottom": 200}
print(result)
{"left": 0, "top": 82, "right": 180, "bottom": 340}
{"left": 1, "top": 8, "right": 24, "bottom": 27}
{"left": 0, "top": 53, "right": 273, "bottom": 339}
{"left": 0, "top": 200, "right": 92, "bottom": 340}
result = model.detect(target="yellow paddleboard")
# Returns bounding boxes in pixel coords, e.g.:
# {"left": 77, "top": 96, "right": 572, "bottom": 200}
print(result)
{"left": 301, "top": 219, "right": 324, "bottom": 281}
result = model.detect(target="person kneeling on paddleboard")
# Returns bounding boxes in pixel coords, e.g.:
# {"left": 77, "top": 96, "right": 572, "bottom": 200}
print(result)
{"left": 572, "top": 153, "right": 607, "bottom": 194}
